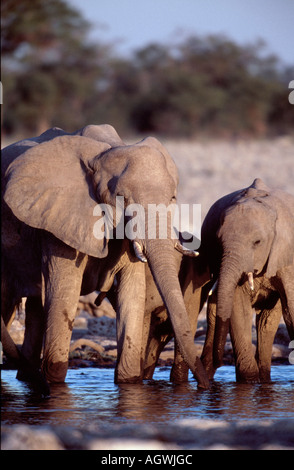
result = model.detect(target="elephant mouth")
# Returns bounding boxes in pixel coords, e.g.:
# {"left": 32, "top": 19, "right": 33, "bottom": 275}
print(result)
{"left": 132, "top": 240, "right": 147, "bottom": 263}
{"left": 132, "top": 238, "right": 199, "bottom": 263}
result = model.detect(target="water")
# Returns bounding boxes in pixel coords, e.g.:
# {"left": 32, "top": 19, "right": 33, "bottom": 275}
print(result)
{"left": 1, "top": 366, "right": 294, "bottom": 428}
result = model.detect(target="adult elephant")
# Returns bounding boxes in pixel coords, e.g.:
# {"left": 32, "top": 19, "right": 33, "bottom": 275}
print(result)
{"left": 200, "top": 178, "right": 294, "bottom": 382}
{"left": 2, "top": 124, "right": 209, "bottom": 388}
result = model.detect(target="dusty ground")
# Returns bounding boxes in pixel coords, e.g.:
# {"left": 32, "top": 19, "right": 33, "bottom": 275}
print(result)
{"left": 164, "top": 136, "right": 294, "bottom": 217}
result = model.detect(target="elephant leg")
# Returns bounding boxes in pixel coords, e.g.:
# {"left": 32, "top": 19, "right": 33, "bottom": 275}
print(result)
{"left": 230, "top": 288, "right": 259, "bottom": 383}
{"left": 171, "top": 273, "right": 205, "bottom": 383}
{"left": 279, "top": 267, "right": 294, "bottom": 340}
{"left": 170, "top": 341, "right": 190, "bottom": 383}
{"left": 143, "top": 331, "right": 172, "bottom": 380}
{"left": 201, "top": 293, "right": 217, "bottom": 379}
{"left": 115, "top": 258, "right": 146, "bottom": 383}
{"left": 17, "top": 296, "right": 45, "bottom": 380}
{"left": 255, "top": 299, "right": 282, "bottom": 383}
{"left": 41, "top": 236, "right": 88, "bottom": 383}
{"left": 1, "top": 267, "right": 19, "bottom": 328}
{"left": 143, "top": 310, "right": 172, "bottom": 379}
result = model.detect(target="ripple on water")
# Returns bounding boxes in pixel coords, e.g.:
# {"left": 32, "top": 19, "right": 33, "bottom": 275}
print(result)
{"left": 1, "top": 365, "right": 294, "bottom": 427}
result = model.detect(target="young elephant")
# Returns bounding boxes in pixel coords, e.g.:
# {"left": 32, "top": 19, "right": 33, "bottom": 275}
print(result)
{"left": 2, "top": 124, "right": 209, "bottom": 388}
{"left": 200, "top": 178, "right": 294, "bottom": 383}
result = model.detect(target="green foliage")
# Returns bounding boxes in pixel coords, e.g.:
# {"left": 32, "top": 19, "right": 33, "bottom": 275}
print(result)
{"left": 1, "top": 0, "right": 293, "bottom": 138}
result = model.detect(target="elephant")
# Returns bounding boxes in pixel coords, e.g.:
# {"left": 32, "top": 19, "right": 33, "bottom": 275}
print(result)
{"left": 200, "top": 178, "right": 294, "bottom": 383}
{"left": 2, "top": 124, "right": 209, "bottom": 389}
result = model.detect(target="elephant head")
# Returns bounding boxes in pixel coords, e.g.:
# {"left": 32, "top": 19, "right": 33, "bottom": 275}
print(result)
{"left": 3, "top": 131, "right": 209, "bottom": 388}
{"left": 213, "top": 178, "right": 294, "bottom": 363}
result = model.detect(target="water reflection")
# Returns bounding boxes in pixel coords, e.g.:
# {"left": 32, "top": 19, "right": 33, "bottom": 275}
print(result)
{"left": 1, "top": 366, "right": 294, "bottom": 427}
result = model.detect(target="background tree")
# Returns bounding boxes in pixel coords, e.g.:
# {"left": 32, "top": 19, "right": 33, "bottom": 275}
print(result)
{"left": 1, "top": 0, "right": 293, "bottom": 138}
{"left": 1, "top": 0, "right": 110, "bottom": 134}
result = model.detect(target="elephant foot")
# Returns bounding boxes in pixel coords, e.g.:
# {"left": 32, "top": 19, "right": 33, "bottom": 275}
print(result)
{"left": 258, "top": 367, "right": 271, "bottom": 383}
{"left": 236, "top": 377, "right": 260, "bottom": 384}
{"left": 170, "top": 361, "right": 189, "bottom": 383}
{"left": 204, "top": 365, "right": 217, "bottom": 381}
{"left": 115, "top": 358, "right": 144, "bottom": 384}
{"left": 235, "top": 370, "right": 260, "bottom": 384}
{"left": 143, "top": 365, "right": 156, "bottom": 380}
{"left": 16, "top": 368, "right": 50, "bottom": 396}
{"left": 201, "top": 354, "right": 217, "bottom": 380}
{"left": 189, "top": 357, "right": 210, "bottom": 389}
{"left": 235, "top": 358, "right": 260, "bottom": 384}
{"left": 42, "top": 359, "right": 68, "bottom": 384}
{"left": 114, "top": 374, "right": 143, "bottom": 384}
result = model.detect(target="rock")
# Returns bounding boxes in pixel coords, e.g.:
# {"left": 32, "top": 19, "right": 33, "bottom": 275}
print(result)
{"left": 88, "top": 316, "right": 116, "bottom": 338}
{"left": 272, "top": 343, "right": 291, "bottom": 360}
{"left": 78, "top": 293, "right": 116, "bottom": 318}
{"left": 92, "top": 298, "right": 116, "bottom": 318}
{"left": 275, "top": 323, "right": 290, "bottom": 346}
{"left": 87, "top": 438, "right": 178, "bottom": 450}
{"left": 8, "top": 320, "right": 24, "bottom": 346}
{"left": 69, "top": 338, "right": 105, "bottom": 354}
{"left": 73, "top": 315, "right": 89, "bottom": 330}
{"left": 79, "top": 292, "right": 99, "bottom": 306}
{"left": 1, "top": 425, "right": 64, "bottom": 450}
{"left": 2, "top": 418, "right": 294, "bottom": 450}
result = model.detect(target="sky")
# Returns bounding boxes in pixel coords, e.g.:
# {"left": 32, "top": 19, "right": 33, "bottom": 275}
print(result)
{"left": 68, "top": 0, "right": 294, "bottom": 65}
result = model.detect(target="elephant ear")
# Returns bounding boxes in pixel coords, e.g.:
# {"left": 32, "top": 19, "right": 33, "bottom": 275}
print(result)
{"left": 265, "top": 190, "right": 294, "bottom": 278}
{"left": 4, "top": 135, "right": 111, "bottom": 258}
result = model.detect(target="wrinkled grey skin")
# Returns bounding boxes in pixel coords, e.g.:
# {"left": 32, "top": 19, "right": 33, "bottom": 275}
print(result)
{"left": 101, "top": 242, "right": 210, "bottom": 384}
{"left": 142, "top": 248, "right": 210, "bottom": 383}
{"left": 200, "top": 178, "right": 294, "bottom": 383}
{"left": 103, "top": 239, "right": 211, "bottom": 383}
{"left": 2, "top": 124, "right": 209, "bottom": 388}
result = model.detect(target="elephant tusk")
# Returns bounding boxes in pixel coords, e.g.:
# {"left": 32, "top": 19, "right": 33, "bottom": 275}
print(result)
{"left": 209, "top": 280, "right": 218, "bottom": 296}
{"left": 174, "top": 241, "right": 199, "bottom": 257}
{"left": 133, "top": 241, "right": 147, "bottom": 263}
{"left": 248, "top": 272, "right": 254, "bottom": 291}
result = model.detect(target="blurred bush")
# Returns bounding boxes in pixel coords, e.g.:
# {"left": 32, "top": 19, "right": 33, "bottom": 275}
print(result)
{"left": 1, "top": 0, "right": 294, "bottom": 138}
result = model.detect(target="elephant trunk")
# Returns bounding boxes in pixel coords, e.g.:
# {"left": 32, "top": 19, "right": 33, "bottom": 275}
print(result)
{"left": 214, "top": 245, "right": 247, "bottom": 367}
{"left": 145, "top": 236, "right": 209, "bottom": 389}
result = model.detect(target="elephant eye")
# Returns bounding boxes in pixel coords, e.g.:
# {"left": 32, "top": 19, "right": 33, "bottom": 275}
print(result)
{"left": 253, "top": 239, "right": 261, "bottom": 247}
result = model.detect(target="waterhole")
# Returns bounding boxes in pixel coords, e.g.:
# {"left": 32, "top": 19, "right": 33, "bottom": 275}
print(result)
{"left": 1, "top": 366, "right": 293, "bottom": 427}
